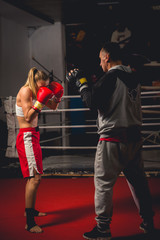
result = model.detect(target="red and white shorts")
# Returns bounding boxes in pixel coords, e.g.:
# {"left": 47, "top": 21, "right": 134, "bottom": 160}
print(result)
{"left": 16, "top": 127, "right": 43, "bottom": 178}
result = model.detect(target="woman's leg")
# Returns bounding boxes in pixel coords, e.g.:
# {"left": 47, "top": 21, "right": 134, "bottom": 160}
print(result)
{"left": 25, "top": 170, "right": 43, "bottom": 233}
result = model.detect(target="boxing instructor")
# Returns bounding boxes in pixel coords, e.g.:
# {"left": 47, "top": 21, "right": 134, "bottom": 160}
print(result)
{"left": 16, "top": 67, "right": 63, "bottom": 233}
{"left": 66, "top": 42, "right": 155, "bottom": 239}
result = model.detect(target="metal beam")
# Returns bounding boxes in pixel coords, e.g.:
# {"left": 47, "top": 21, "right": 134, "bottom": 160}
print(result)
{"left": 2, "top": 0, "right": 54, "bottom": 24}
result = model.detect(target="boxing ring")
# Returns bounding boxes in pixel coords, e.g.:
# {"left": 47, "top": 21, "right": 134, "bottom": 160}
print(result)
{"left": 39, "top": 88, "right": 160, "bottom": 150}
{"left": 2, "top": 85, "right": 160, "bottom": 176}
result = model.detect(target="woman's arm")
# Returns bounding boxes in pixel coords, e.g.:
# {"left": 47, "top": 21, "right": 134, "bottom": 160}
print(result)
{"left": 20, "top": 87, "right": 38, "bottom": 122}
{"left": 45, "top": 99, "right": 59, "bottom": 110}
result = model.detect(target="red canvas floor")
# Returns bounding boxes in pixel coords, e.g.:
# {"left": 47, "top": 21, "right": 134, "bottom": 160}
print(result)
{"left": 0, "top": 177, "right": 160, "bottom": 240}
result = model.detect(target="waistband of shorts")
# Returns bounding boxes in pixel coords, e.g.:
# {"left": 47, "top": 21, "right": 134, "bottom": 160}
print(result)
{"left": 99, "top": 137, "right": 120, "bottom": 142}
{"left": 19, "top": 126, "right": 39, "bottom": 132}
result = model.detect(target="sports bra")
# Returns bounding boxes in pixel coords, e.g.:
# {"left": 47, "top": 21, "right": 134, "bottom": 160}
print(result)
{"left": 15, "top": 104, "right": 24, "bottom": 117}
{"left": 16, "top": 100, "right": 36, "bottom": 117}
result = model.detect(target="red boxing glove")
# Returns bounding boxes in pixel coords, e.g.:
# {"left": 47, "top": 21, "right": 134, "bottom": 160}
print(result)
{"left": 49, "top": 81, "right": 64, "bottom": 103}
{"left": 32, "top": 87, "right": 54, "bottom": 113}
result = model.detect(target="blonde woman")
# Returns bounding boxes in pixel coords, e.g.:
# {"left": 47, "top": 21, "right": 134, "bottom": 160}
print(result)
{"left": 16, "top": 67, "right": 63, "bottom": 233}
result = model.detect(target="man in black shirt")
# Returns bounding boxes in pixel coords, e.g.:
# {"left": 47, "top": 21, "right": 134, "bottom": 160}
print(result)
{"left": 66, "top": 42, "right": 154, "bottom": 239}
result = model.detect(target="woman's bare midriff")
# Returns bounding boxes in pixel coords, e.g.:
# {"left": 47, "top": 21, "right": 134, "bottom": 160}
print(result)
{"left": 17, "top": 115, "right": 38, "bottom": 129}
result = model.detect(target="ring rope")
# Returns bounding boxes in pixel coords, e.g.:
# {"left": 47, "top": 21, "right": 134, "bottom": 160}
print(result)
{"left": 42, "top": 105, "right": 160, "bottom": 113}
{"left": 39, "top": 125, "right": 97, "bottom": 129}
{"left": 39, "top": 123, "right": 160, "bottom": 129}
{"left": 85, "top": 130, "right": 160, "bottom": 134}
{"left": 141, "top": 86, "right": 160, "bottom": 90}
{"left": 42, "top": 108, "right": 90, "bottom": 113}
{"left": 40, "top": 145, "right": 160, "bottom": 149}
{"left": 40, "top": 133, "right": 71, "bottom": 144}
{"left": 142, "top": 105, "right": 160, "bottom": 109}
{"left": 141, "top": 91, "right": 160, "bottom": 95}
{"left": 142, "top": 110, "right": 160, "bottom": 114}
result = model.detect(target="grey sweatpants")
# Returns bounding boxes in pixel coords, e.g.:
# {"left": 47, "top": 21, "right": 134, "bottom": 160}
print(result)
{"left": 94, "top": 140, "right": 154, "bottom": 227}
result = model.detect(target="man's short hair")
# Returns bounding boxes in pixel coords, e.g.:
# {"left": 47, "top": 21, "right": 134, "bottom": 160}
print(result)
{"left": 101, "top": 42, "right": 122, "bottom": 61}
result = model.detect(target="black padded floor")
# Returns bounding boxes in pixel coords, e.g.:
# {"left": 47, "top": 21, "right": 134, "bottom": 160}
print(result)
{"left": 0, "top": 149, "right": 160, "bottom": 178}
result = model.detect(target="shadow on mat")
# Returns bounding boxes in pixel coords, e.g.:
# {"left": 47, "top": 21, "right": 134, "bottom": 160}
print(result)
{"left": 41, "top": 204, "right": 94, "bottom": 228}
{"left": 112, "top": 229, "right": 160, "bottom": 240}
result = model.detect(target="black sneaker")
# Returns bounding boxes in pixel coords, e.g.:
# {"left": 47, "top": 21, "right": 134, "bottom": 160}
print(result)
{"left": 139, "top": 221, "right": 155, "bottom": 234}
{"left": 83, "top": 226, "right": 111, "bottom": 240}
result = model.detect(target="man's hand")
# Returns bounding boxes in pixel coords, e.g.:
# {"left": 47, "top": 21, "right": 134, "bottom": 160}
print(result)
{"left": 66, "top": 69, "right": 88, "bottom": 92}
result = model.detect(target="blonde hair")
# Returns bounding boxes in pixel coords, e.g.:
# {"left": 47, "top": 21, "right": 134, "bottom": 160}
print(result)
{"left": 24, "top": 67, "right": 49, "bottom": 99}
